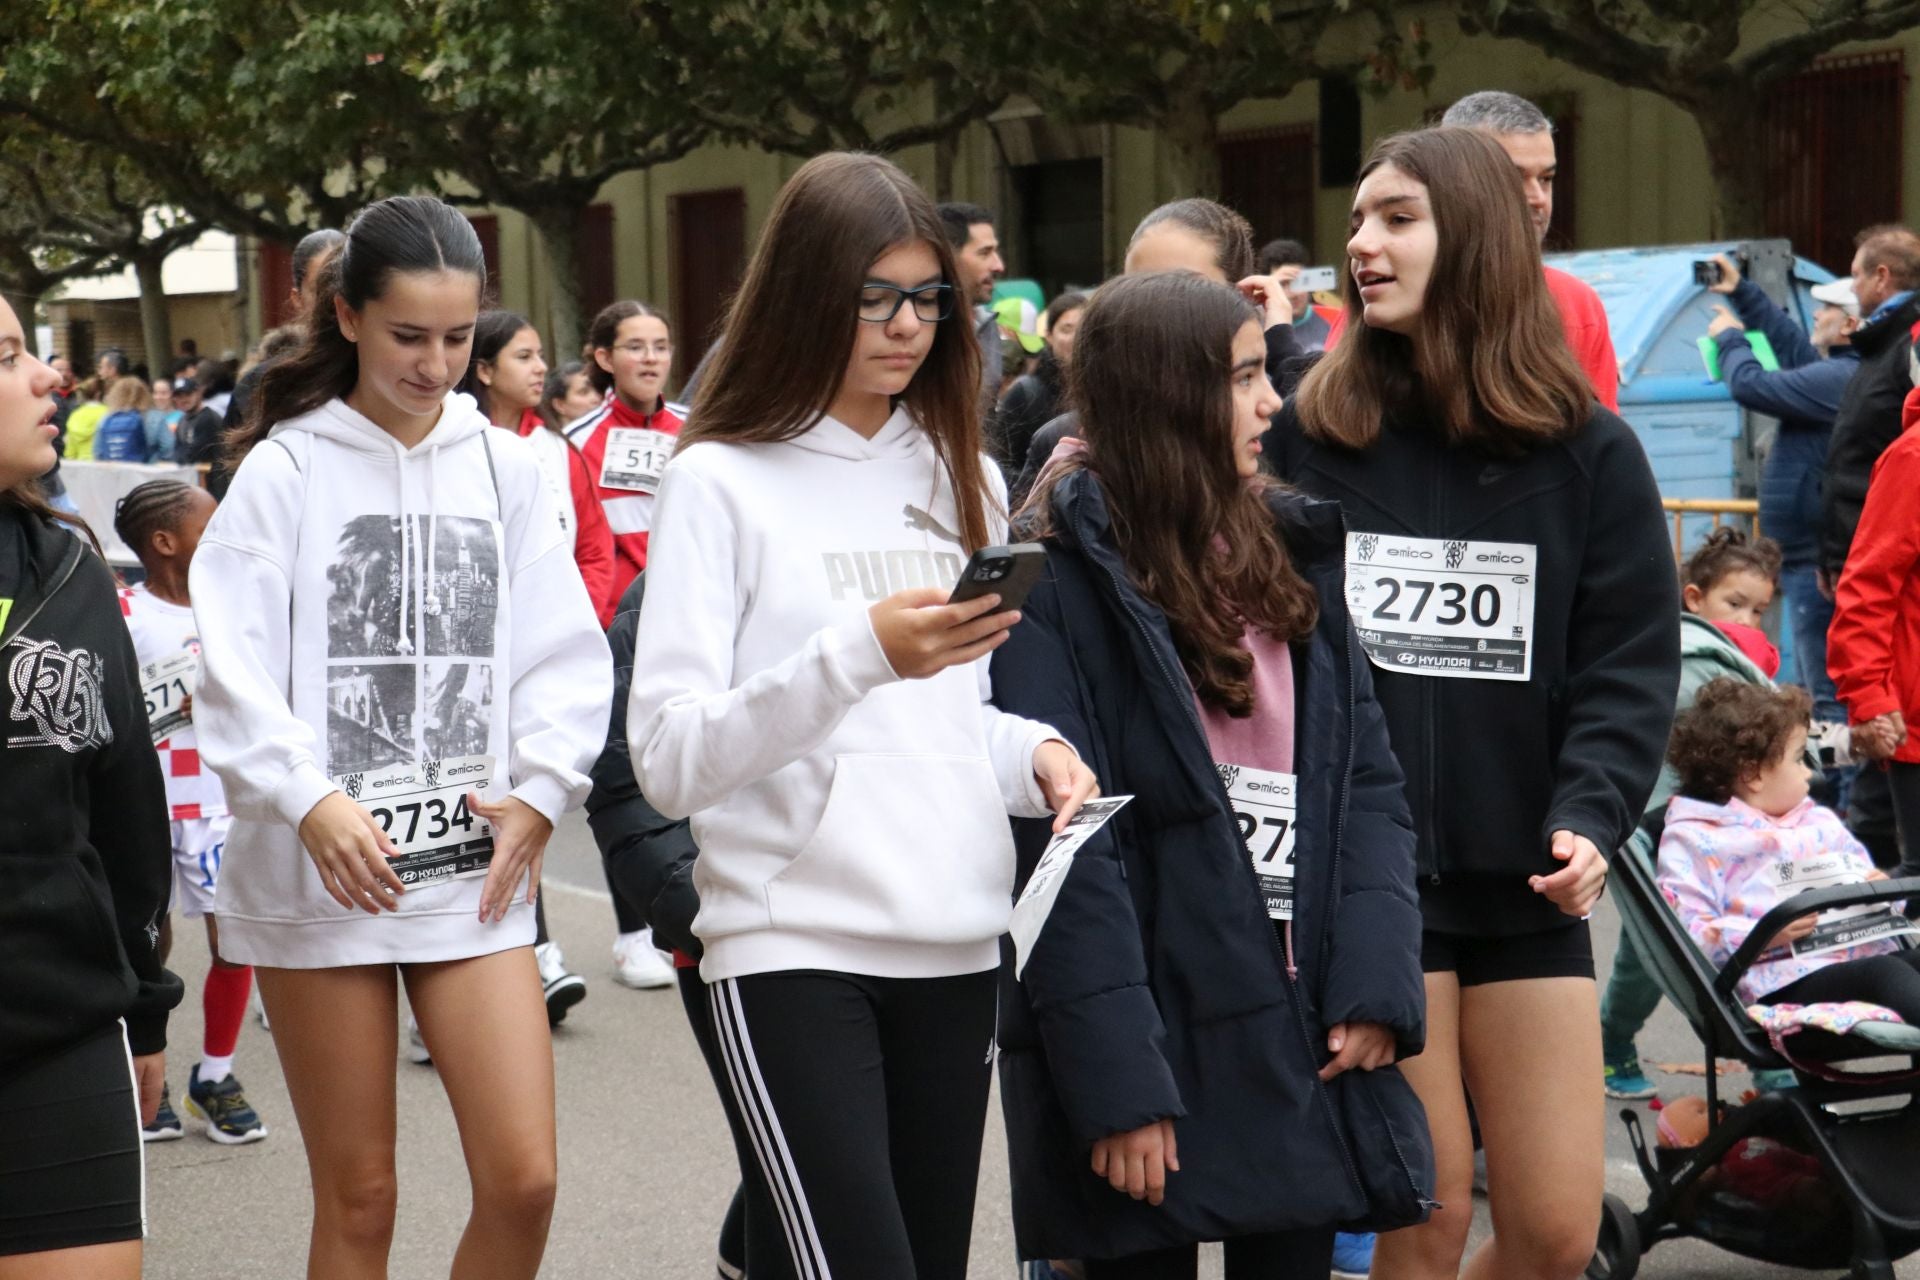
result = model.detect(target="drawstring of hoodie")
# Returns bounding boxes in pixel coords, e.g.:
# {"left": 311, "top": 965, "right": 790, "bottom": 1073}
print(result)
{"left": 391, "top": 439, "right": 445, "bottom": 659}
{"left": 394, "top": 441, "right": 414, "bottom": 657}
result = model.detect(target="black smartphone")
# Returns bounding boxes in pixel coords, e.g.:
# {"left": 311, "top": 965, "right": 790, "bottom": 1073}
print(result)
{"left": 1692, "top": 259, "right": 1724, "bottom": 286}
{"left": 949, "top": 543, "right": 1047, "bottom": 612}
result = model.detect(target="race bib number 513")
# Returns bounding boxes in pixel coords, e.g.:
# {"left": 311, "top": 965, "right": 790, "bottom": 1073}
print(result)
{"left": 1347, "top": 533, "right": 1537, "bottom": 681}
{"left": 598, "top": 427, "right": 675, "bottom": 494}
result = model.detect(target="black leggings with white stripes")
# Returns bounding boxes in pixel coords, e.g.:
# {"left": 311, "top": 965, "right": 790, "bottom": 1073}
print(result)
{"left": 708, "top": 968, "right": 998, "bottom": 1280}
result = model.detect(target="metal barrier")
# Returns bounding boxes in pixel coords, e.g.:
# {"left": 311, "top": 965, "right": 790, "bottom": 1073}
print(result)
{"left": 1663, "top": 498, "right": 1760, "bottom": 564}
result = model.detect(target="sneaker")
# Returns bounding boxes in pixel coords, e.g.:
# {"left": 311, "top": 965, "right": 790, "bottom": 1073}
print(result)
{"left": 182, "top": 1066, "right": 268, "bottom": 1144}
{"left": 1332, "top": 1231, "right": 1375, "bottom": 1278}
{"left": 142, "top": 1089, "right": 184, "bottom": 1142}
{"left": 535, "top": 941, "right": 588, "bottom": 1026}
{"left": 405, "top": 1014, "right": 433, "bottom": 1066}
{"left": 612, "top": 929, "right": 675, "bottom": 989}
{"left": 1603, "top": 1046, "right": 1659, "bottom": 1100}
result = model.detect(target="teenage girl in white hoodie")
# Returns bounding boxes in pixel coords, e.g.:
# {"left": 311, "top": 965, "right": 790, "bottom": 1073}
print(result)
{"left": 191, "top": 195, "right": 611, "bottom": 1280}
{"left": 630, "top": 152, "right": 1099, "bottom": 1280}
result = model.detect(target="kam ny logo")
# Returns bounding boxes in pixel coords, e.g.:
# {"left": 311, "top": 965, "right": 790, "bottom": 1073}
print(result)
{"left": 7, "top": 638, "right": 113, "bottom": 753}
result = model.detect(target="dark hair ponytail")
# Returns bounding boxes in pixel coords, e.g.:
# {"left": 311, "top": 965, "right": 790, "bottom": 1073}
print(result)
{"left": 226, "top": 196, "right": 486, "bottom": 469}
{"left": 455, "top": 310, "right": 534, "bottom": 423}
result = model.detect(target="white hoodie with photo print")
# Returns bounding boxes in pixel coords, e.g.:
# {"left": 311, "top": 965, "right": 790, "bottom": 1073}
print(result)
{"left": 629, "top": 407, "right": 1064, "bottom": 983}
{"left": 190, "top": 393, "right": 612, "bottom": 967}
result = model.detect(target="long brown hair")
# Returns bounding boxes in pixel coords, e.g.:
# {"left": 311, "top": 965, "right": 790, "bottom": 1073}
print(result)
{"left": 1293, "top": 127, "right": 1592, "bottom": 454}
{"left": 1026, "top": 272, "right": 1319, "bottom": 717}
{"left": 683, "top": 152, "right": 996, "bottom": 553}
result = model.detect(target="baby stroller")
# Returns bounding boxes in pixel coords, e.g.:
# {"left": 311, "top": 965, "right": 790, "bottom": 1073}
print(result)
{"left": 1595, "top": 833, "right": 1920, "bottom": 1279}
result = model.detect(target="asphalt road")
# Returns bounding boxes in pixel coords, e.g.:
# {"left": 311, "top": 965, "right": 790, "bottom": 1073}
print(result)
{"left": 141, "top": 813, "right": 1918, "bottom": 1278}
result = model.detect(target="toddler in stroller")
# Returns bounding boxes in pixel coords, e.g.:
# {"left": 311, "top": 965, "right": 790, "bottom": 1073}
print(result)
{"left": 1657, "top": 679, "right": 1919, "bottom": 1030}
{"left": 1590, "top": 675, "right": 1920, "bottom": 1279}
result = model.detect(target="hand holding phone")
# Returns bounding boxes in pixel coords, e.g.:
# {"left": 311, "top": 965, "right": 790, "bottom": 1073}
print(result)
{"left": 949, "top": 543, "right": 1047, "bottom": 612}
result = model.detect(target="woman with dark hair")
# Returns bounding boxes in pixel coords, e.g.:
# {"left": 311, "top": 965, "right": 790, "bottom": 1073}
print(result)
{"left": 993, "top": 270, "right": 1430, "bottom": 1277}
{"left": 629, "top": 150, "right": 1098, "bottom": 1280}
{"left": 1269, "top": 127, "right": 1679, "bottom": 1280}
{"left": 196, "top": 195, "right": 612, "bottom": 1279}
{"left": 0, "top": 294, "right": 182, "bottom": 1278}
{"left": 540, "top": 359, "right": 602, "bottom": 433}
{"left": 459, "top": 310, "right": 616, "bottom": 628}
{"left": 994, "top": 291, "right": 1086, "bottom": 480}
{"left": 565, "top": 299, "right": 681, "bottom": 603}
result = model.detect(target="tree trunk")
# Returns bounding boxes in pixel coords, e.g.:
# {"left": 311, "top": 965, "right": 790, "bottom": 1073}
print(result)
{"left": 0, "top": 283, "right": 36, "bottom": 340}
{"left": 1690, "top": 96, "right": 1770, "bottom": 239}
{"left": 133, "top": 252, "right": 173, "bottom": 378}
{"left": 932, "top": 74, "right": 958, "bottom": 201}
{"left": 1161, "top": 87, "right": 1222, "bottom": 200}
{"left": 527, "top": 203, "right": 587, "bottom": 361}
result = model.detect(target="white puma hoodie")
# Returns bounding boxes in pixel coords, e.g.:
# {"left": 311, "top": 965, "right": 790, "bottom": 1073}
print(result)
{"left": 629, "top": 408, "right": 1063, "bottom": 982}
{"left": 191, "top": 394, "right": 612, "bottom": 967}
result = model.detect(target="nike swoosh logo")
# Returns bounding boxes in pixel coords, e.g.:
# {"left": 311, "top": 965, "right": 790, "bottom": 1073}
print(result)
{"left": 1477, "top": 465, "right": 1512, "bottom": 486}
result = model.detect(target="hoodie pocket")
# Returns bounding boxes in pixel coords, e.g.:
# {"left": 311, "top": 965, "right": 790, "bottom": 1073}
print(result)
{"left": 766, "top": 753, "right": 1015, "bottom": 944}
{"left": 1334, "top": 1064, "right": 1438, "bottom": 1232}
{"left": 0, "top": 854, "right": 131, "bottom": 1063}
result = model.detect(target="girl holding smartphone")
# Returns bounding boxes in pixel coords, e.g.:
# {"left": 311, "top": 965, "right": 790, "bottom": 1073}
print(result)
{"left": 629, "top": 151, "right": 1096, "bottom": 1280}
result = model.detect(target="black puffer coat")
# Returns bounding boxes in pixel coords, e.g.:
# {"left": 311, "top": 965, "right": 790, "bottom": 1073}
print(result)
{"left": 989, "top": 469, "right": 1433, "bottom": 1261}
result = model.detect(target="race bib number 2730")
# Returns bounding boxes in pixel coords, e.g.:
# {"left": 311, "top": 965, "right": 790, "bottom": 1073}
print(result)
{"left": 1346, "top": 533, "right": 1537, "bottom": 681}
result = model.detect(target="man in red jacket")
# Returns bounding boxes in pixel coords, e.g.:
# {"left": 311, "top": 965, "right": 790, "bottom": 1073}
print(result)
{"left": 1443, "top": 91, "right": 1621, "bottom": 412}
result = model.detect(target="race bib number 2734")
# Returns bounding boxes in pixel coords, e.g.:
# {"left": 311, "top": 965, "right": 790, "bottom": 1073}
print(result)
{"left": 1346, "top": 533, "right": 1537, "bottom": 681}
{"left": 332, "top": 756, "right": 497, "bottom": 887}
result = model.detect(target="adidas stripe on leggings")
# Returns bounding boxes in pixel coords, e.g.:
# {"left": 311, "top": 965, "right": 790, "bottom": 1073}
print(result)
{"left": 708, "top": 969, "right": 997, "bottom": 1280}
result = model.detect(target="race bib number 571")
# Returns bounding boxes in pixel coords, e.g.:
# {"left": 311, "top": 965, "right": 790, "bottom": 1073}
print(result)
{"left": 1347, "top": 533, "right": 1537, "bottom": 681}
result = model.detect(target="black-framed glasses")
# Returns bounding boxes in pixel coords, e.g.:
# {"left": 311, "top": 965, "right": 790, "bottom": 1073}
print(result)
{"left": 858, "top": 282, "right": 954, "bottom": 324}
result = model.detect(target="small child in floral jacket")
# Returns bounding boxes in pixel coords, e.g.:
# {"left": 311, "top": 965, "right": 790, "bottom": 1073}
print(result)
{"left": 1657, "top": 678, "right": 1917, "bottom": 1011}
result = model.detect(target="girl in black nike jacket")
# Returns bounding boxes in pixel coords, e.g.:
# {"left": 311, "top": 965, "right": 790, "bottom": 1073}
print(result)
{"left": 0, "top": 295, "right": 180, "bottom": 1276}
{"left": 1266, "top": 127, "right": 1679, "bottom": 1280}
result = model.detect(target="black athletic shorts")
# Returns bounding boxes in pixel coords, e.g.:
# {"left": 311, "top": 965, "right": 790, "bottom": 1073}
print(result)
{"left": 1421, "top": 919, "right": 1594, "bottom": 986}
{"left": 0, "top": 1022, "right": 144, "bottom": 1257}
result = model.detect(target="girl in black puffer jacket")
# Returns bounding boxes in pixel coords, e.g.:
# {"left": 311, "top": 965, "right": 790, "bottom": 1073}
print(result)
{"left": 991, "top": 271, "right": 1431, "bottom": 1277}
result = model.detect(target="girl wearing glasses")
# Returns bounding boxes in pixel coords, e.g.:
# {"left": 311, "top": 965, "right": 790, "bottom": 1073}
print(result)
{"left": 565, "top": 300, "right": 681, "bottom": 602}
{"left": 629, "top": 151, "right": 1098, "bottom": 1280}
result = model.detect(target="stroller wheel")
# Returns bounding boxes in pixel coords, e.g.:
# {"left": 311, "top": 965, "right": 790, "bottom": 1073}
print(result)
{"left": 1585, "top": 1193, "right": 1641, "bottom": 1280}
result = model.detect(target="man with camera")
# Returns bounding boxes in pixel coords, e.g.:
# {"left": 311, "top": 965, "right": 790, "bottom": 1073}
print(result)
{"left": 1699, "top": 252, "right": 1861, "bottom": 722}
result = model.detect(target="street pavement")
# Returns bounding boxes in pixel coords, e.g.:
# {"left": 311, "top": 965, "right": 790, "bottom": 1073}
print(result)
{"left": 144, "top": 813, "right": 1919, "bottom": 1278}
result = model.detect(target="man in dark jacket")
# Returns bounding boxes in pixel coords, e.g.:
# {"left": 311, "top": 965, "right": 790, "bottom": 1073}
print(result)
{"left": 1820, "top": 224, "right": 1920, "bottom": 587}
{"left": 171, "top": 376, "right": 223, "bottom": 467}
{"left": 1701, "top": 252, "right": 1860, "bottom": 719}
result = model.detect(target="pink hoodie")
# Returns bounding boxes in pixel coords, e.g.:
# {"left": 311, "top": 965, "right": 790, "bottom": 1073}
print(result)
{"left": 1656, "top": 795, "right": 1898, "bottom": 1004}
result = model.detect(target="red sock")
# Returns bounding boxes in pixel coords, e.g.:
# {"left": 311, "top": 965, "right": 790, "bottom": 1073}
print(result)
{"left": 202, "top": 962, "right": 253, "bottom": 1059}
